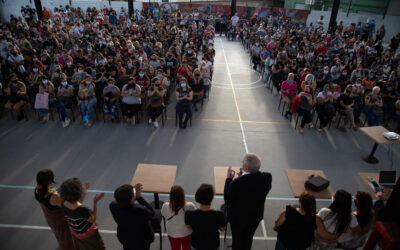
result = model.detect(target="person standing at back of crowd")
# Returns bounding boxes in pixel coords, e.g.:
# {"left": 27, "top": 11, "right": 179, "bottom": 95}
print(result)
{"left": 224, "top": 153, "right": 272, "bottom": 250}
{"left": 35, "top": 169, "right": 77, "bottom": 250}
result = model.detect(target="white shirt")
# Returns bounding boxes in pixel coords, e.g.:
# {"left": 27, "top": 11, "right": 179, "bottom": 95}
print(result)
{"left": 318, "top": 208, "right": 358, "bottom": 241}
{"left": 161, "top": 202, "right": 196, "bottom": 238}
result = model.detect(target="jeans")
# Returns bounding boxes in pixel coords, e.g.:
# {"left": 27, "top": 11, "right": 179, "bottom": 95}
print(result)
{"left": 364, "top": 107, "right": 383, "bottom": 126}
{"left": 59, "top": 99, "right": 72, "bottom": 122}
{"left": 176, "top": 103, "right": 192, "bottom": 127}
{"left": 80, "top": 96, "right": 97, "bottom": 122}
{"left": 103, "top": 101, "right": 118, "bottom": 118}
{"left": 264, "top": 69, "right": 271, "bottom": 85}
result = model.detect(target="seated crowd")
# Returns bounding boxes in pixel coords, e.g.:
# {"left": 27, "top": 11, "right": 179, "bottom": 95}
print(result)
{"left": 0, "top": 5, "right": 215, "bottom": 128}
{"left": 34, "top": 153, "right": 399, "bottom": 250}
{"left": 230, "top": 13, "right": 400, "bottom": 133}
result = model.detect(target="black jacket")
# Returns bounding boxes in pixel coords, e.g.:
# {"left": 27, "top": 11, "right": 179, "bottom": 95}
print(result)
{"left": 224, "top": 171, "right": 272, "bottom": 225}
{"left": 109, "top": 197, "right": 155, "bottom": 247}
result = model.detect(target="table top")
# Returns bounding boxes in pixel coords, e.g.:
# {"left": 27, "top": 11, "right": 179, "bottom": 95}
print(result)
{"left": 214, "top": 166, "right": 241, "bottom": 195}
{"left": 131, "top": 163, "right": 177, "bottom": 194}
{"left": 358, "top": 172, "right": 380, "bottom": 197}
{"left": 285, "top": 169, "right": 334, "bottom": 199}
{"left": 359, "top": 126, "right": 399, "bottom": 145}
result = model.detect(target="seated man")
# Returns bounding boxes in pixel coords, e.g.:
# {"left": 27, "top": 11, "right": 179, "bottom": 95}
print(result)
{"left": 102, "top": 78, "right": 120, "bottom": 122}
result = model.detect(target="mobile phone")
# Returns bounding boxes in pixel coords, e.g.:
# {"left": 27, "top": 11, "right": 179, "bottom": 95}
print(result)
{"left": 239, "top": 168, "right": 243, "bottom": 175}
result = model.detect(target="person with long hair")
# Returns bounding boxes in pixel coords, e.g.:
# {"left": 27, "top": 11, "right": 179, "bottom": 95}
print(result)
{"left": 161, "top": 185, "right": 196, "bottom": 250}
{"left": 273, "top": 192, "right": 316, "bottom": 250}
{"left": 35, "top": 169, "right": 77, "bottom": 250}
{"left": 59, "top": 177, "right": 105, "bottom": 250}
{"left": 314, "top": 189, "right": 362, "bottom": 249}
{"left": 337, "top": 191, "right": 374, "bottom": 249}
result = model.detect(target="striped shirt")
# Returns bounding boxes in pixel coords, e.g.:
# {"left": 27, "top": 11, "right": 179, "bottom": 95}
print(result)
{"left": 62, "top": 204, "right": 97, "bottom": 239}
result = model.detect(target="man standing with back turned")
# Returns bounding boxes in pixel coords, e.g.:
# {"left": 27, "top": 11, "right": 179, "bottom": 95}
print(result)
{"left": 224, "top": 153, "right": 272, "bottom": 250}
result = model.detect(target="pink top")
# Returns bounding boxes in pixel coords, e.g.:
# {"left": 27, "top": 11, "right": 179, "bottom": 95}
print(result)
{"left": 281, "top": 80, "right": 297, "bottom": 97}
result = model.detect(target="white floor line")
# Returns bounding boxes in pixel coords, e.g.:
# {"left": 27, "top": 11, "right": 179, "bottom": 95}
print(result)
{"left": 219, "top": 38, "right": 249, "bottom": 153}
{"left": 261, "top": 219, "right": 268, "bottom": 238}
{"left": 0, "top": 223, "right": 277, "bottom": 241}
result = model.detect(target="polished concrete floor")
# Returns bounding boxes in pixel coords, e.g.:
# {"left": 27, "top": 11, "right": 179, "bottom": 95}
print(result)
{"left": 0, "top": 37, "right": 399, "bottom": 250}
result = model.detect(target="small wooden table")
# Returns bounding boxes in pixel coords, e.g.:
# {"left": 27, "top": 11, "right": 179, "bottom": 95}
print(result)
{"left": 359, "top": 126, "right": 399, "bottom": 164}
{"left": 285, "top": 169, "right": 334, "bottom": 199}
{"left": 358, "top": 172, "right": 380, "bottom": 196}
{"left": 131, "top": 163, "right": 177, "bottom": 209}
{"left": 213, "top": 166, "right": 241, "bottom": 195}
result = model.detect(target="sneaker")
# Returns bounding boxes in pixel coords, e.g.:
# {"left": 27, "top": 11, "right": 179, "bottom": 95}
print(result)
{"left": 148, "top": 118, "right": 153, "bottom": 124}
{"left": 62, "top": 121, "right": 67, "bottom": 128}
{"left": 299, "top": 128, "right": 304, "bottom": 134}
{"left": 44, "top": 115, "right": 49, "bottom": 122}
{"left": 153, "top": 121, "right": 159, "bottom": 128}
{"left": 64, "top": 118, "right": 71, "bottom": 128}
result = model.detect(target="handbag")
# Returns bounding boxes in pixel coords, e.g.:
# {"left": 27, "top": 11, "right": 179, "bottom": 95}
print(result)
{"left": 305, "top": 175, "right": 330, "bottom": 192}
{"left": 34, "top": 93, "right": 49, "bottom": 109}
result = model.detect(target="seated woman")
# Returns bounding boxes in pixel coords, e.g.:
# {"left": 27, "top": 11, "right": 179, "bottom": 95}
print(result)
{"left": 147, "top": 78, "right": 166, "bottom": 128}
{"left": 316, "top": 84, "right": 336, "bottom": 131}
{"left": 300, "top": 74, "right": 317, "bottom": 94}
{"left": 176, "top": 78, "right": 193, "bottom": 129}
{"left": 5, "top": 78, "right": 27, "bottom": 121}
{"left": 274, "top": 192, "right": 316, "bottom": 250}
{"left": 35, "top": 76, "right": 56, "bottom": 122}
{"left": 337, "top": 191, "right": 374, "bottom": 250}
{"left": 364, "top": 87, "right": 383, "bottom": 126}
{"left": 59, "top": 178, "right": 105, "bottom": 250}
{"left": 295, "top": 85, "right": 314, "bottom": 134}
{"left": 121, "top": 78, "right": 141, "bottom": 125}
{"left": 337, "top": 86, "right": 357, "bottom": 130}
{"left": 314, "top": 190, "right": 362, "bottom": 250}
{"left": 102, "top": 78, "right": 121, "bottom": 122}
{"left": 281, "top": 73, "right": 297, "bottom": 119}
{"left": 161, "top": 185, "right": 196, "bottom": 250}
{"left": 57, "top": 74, "right": 74, "bottom": 128}
{"left": 190, "top": 69, "right": 204, "bottom": 112}
{"left": 79, "top": 76, "right": 97, "bottom": 126}
{"left": 35, "top": 169, "right": 77, "bottom": 249}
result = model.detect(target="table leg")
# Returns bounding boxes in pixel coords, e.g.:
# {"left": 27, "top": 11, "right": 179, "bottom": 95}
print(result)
{"left": 362, "top": 143, "right": 379, "bottom": 164}
{"left": 150, "top": 193, "right": 164, "bottom": 209}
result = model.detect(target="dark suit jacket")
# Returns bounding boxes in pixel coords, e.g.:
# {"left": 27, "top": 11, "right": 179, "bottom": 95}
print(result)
{"left": 224, "top": 171, "right": 272, "bottom": 226}
{"left": 109, "top": 197, "right": 155, "bottom": 247}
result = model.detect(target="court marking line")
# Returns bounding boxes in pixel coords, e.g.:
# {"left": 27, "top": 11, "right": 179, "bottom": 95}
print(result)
{"left": 166, "top": 117, "right": 291, "bottom": 125}
{"left": 0, "top": 223, "right": 277, "bottom": 240}
{"left": 220, "top": 38, "right": 249, "bottom": 153}
{"left": 0, "top": 185, "right": 332, "bottom": 202}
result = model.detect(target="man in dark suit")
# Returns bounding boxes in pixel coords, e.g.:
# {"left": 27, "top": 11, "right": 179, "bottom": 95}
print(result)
{"left": 110, "top": 183, "right": 155, "bottom": 250}
{"left": 224, "top": 153, "right": 272, "bottom": 250}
